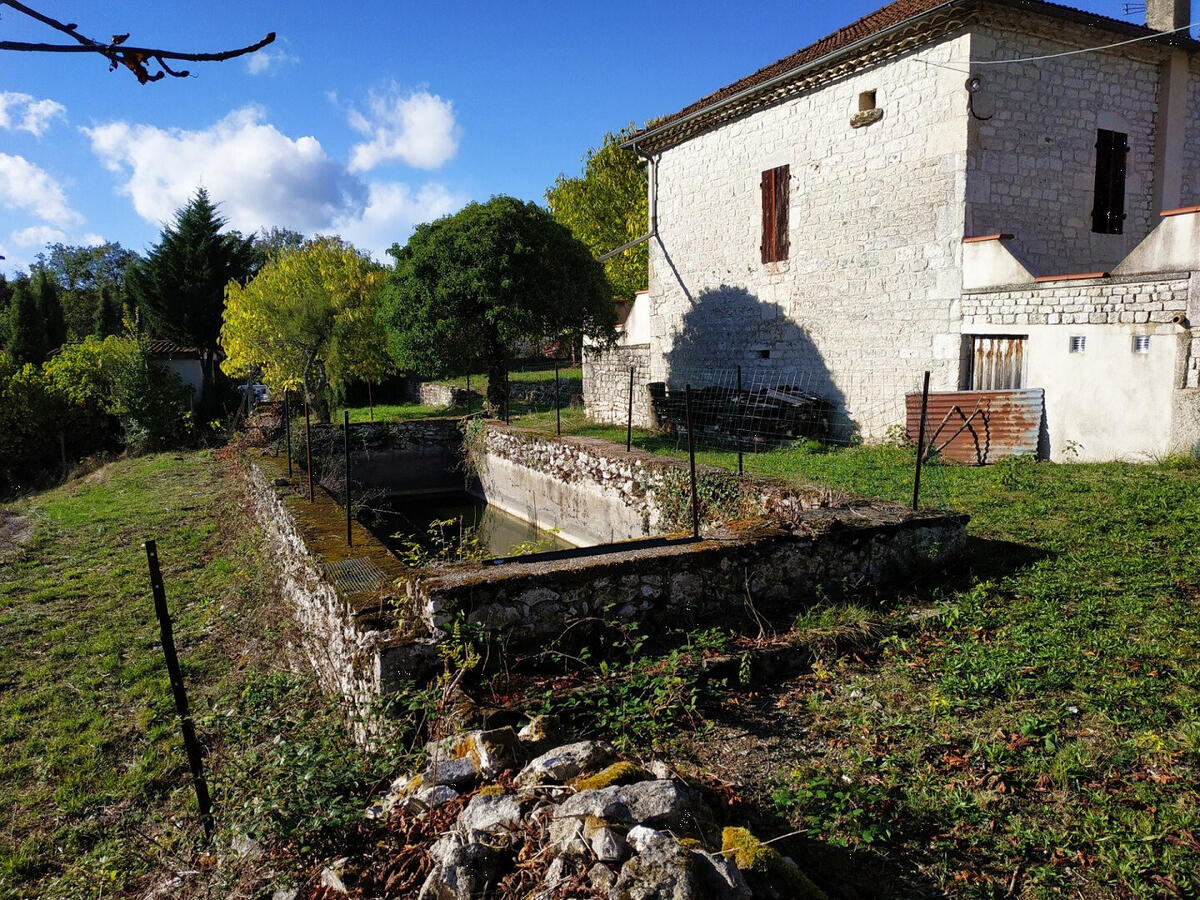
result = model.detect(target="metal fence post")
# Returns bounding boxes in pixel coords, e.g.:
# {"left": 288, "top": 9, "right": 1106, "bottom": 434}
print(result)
{"left": 283, "top": 392, "right": 293, "bottom": 479}
{"left": 626, "top": 366, "right": 635, "bottom": 452}
{"left": 344, "top": 410, "right": 352, "bottom": 546}
{"left": 913, "top": 370, "right": 931, "bottom": 511}
{"left": 144, "top": 540, "right": 214, "bottom": 840}
{"left": 304, "top": 395, "right": 314, "bottom": 502}
{"left": 685, "top": 384, "right": 700, "bottom": 539}
{"left": 504, "top": 368, "right": 511, "bottom": 424}
{"left": 555, "top": 360, "right": 561, "bottom": 435}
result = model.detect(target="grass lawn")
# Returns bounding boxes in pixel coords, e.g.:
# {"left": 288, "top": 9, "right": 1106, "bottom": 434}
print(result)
{"left": 339, "top": 401, "right": 1200, "bottom": 893}
{"left": 0, "top": 452, "right": 405, "bottom": 899}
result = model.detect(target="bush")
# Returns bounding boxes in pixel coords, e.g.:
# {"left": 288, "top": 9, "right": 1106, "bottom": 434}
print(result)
{"left": 0, "top": 335, "right": 195, "bottom": 495}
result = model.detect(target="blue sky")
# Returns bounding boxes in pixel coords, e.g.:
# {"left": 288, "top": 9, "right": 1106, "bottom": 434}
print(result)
{"left": 0, "top": 0, "right": 1158, "bottom": 274}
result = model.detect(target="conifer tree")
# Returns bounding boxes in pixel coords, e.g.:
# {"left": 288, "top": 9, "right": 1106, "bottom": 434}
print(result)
{"left": 7, "top": 277, "right": 46, "bottom": 365}
{"left": 126, "top": 188, "right": 257, "bottom": 398}
{"left": 92, "top": 285, "right": 124, "bottom": 337}
{"left": 31, "top": 267, "right": 65, "bottom": 353}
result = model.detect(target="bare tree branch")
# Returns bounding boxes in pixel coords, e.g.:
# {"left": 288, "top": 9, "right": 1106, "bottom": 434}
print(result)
{"left": 0, "top": 0, "right": 275, "bottom": 83}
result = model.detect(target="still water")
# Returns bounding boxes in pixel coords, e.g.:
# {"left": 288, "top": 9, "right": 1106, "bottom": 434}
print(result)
{"left": 361, "top": 492, "right": 574, "bottom": 560}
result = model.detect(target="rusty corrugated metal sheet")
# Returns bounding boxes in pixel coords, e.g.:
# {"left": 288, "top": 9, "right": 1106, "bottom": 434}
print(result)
{"left": 905, "top": 389, "right": 1044, "bottom": 465}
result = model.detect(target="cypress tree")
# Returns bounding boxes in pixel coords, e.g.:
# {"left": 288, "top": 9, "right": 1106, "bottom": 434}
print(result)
{"left": 126, "top": 187, "right": 258, "bottom": 398}
{"left": 31, "top": 267, "right": 66, "bottom": 353}
{"left": 7, "top": 277, "right": 46, "bottom": 365}
{"left": 92, "top": 285, "right": 124, "bottom": 337}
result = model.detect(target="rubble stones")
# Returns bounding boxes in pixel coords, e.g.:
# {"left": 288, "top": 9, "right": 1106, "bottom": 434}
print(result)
{"left": 516, "top": 739, "right": 617, "bottom": 787}
{"left": 361, "top": 732, "right": 822, "bottom": 899}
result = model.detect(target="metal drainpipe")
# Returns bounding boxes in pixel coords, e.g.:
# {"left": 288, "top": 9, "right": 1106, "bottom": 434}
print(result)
{"left": 598, "top": 146, "right": 657, "bottom": 261}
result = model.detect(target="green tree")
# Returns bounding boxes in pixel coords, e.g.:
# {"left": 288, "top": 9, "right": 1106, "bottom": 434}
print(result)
{"left": 220, "top": 236, "right": 390, "bottom": 422}
{"left": 546, "top": 127, "right": 648, "bottom": 302}
{"left": 126, "top": 188, "right": 257, "bottom": 400}
{"left": 31, "top": 266, "right": 65, "bottom": 352}
{"left": 92, "top": 285, "right": 124, "bottom": 337}
{"left": 35, "top": 242, "right": 138, "bottom": 340}
{"left": 383, "top": 196, "right": 616, "bottom": 413}
{"left": 6, "top": 276, "right": 46, "bottom": 365}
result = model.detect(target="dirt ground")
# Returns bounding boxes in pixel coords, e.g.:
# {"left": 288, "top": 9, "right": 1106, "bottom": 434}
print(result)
{"left": 0, "top": 510, "right": 33, "bottom": 565}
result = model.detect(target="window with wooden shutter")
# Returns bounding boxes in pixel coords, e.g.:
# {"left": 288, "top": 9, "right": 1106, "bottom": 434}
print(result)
{"left": 1092, "top": 129, "right": 1127, "bottom": 234}
{"left": 760, "top": 165, "right": 790, "bottom": 263}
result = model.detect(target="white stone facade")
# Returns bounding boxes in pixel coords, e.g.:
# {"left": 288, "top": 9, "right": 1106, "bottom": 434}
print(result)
{"left": 648, "top": 33, "right": 971, "bottom": 440}
{"left": 593, "top": 4, "right": 1200, "bottom": 460}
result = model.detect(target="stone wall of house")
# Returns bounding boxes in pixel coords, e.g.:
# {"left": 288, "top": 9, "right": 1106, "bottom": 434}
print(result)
{"left": 967, "top": 15, "right": 1178, "bottom": 274}
{"left": 1183, "top": 65, "right": 1200, "bottom": 208}
{"left": 647, "top": 32, "right": 971, "bottom": 440}
{"left": 960, "top": 273, "right": 1199, "bottom": 459}
{"left": 582, "top": 343, "right": 652, "bottom": 427}
{"left": 961, "top": 275, "right": 1191, "bottom": 329}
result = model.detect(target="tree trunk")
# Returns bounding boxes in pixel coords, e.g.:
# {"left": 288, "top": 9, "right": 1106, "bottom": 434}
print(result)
{"left": 485, "top": 357, "right": 508, "bottom": 418}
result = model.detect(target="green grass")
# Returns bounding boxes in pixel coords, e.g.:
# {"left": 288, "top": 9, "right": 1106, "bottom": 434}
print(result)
{"left": 436, "top": 365, "right": 582, "bottom": 392}
{"left": 506, "top": 415, "right": 1200, "bottom": 895}
{"left": 0, "top": 452, "right": 405, "bottom": 898}
{"left": 335, "top": 402, "right": 453, "bottom": 424}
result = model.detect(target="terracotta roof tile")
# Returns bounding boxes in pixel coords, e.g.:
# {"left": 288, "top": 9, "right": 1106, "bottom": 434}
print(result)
{"left": 632, "top": 0, "right": 1196, "bottom": 148}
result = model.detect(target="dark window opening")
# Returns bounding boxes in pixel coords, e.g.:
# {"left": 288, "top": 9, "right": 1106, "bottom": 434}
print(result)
{"left": 760, "top": 164, "right": 790, "bottom": 263}
{"left": 858, "top": 90, "right": 877, "bottom": 111}
{"left": 1092, "top": 128, "right": 1128, "bottom": 234}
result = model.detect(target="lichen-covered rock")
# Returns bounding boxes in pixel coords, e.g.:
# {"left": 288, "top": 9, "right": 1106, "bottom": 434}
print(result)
{"left": 517, "top": 714, "right": 562, "bottom": 748}
{"left": 426, "top": 726, "right": 522, "bottom": 779}
{"left": 418, "top": 840, "right": 498, "bottom": 900}
{"left": 589, "top": 862, "right": 617, "bottom": 893}
{"left": 572, "top": 761, "right": 650, "bottom": 792}
{"left": 554, "top": 779, "right": 708, "bottom": 832}
{"left": 589, "top": 824, "right": 628, "bottom": 863}
{"left": 720, "top": 827, "right": 826, "bottom": 900}
{"left": 455, "top": 793, "right": 522, "bottom": 841}
{"left": 612, "top": 836, "right": 701, "bottom": 900}
{"left": 516, "top": 740, "right": 616, "bottom": 787}
{"left": 424, "top": 755, "right": 481, "bottom": 789}
{"left": 692, "top": 850, "right": 753, "bottom": 900}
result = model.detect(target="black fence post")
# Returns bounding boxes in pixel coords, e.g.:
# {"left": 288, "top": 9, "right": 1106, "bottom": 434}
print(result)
{"left": 304, "top": 395, "right": 314, "bottom": 502}
{"left": 283, "top": 392, "right": 293, "bottom": 479}
{"left": 555, "top": 360, "right": 561, "bottom": 436}
{"left": 344, "top": 410, "right": 352, "bottom": 547}
{"left": 736, "top": 365, "right": 744, "bottom": 477}
{"left": 626, "top": 366, "right": 635, "bottom": 453}
{"left": 505, "top": 368, "right": 511, "bottom": 424}
{"left": 144, "top": 540, "right": 214, "bottom": 840}
{"left": 913, "top": 370, "right": 931, "bottom": 511}
{"left": 685, "top": 384, "right": 700, "bottom": 539}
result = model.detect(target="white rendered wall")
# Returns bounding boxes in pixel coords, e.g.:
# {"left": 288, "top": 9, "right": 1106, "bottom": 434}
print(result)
{"left": 647, "top": 33, "right": 971, "bottom": 440}
{"left": 966, "top": 320, "right": 1180, "bottom": 461}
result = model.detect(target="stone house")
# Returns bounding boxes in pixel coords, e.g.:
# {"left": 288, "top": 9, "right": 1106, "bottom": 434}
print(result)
{"left": 584, "top": 0, "right": 1200, "bottom": 461}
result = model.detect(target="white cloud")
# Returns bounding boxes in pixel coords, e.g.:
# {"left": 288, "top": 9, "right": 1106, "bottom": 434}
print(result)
{"left": 246, "top": 46, "right": 298, "bottom": 76}
{"left": 0, "top": 153, "right": 83, "bottom": 227}
{"left": 11, "top": 225, "right": 66, "bottom": 247}
{"left": 348, "top": 88, "right": 459, "bottom": 172}
{"left": 0, "top": 92, "right": 66, "bottom": 137}
{"left": 334, "top": 181, "right": 465, "bottom": 260}
{"left": 81, "top": 233, "right": 107, "bottom": 246}
{"left": 84, "top": 106, "right": 366, "bottom": 234}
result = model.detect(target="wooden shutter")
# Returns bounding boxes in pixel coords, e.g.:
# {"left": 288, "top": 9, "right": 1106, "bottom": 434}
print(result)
{"left": 1092, "top": 129, "right": 1127, "bottom": 234}
{"left": 760, "top": 165, "right": 790, "bottom": 263}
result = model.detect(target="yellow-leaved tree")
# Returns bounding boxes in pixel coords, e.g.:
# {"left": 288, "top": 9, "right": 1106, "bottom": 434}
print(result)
{"left": 220, "top": 236, "right": 391, "bottom": 421}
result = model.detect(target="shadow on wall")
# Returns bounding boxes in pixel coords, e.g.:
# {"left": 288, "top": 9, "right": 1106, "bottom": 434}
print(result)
{"left": 662, "top": 283, "right": 855, "bottom": 441}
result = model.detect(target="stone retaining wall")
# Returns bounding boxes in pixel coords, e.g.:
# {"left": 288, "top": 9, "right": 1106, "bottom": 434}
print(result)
{"left": 583, "top": 343, "right": 652, "bottom": 427}
{"left": 469, "top": 423, "right": 845, "bottom": 547}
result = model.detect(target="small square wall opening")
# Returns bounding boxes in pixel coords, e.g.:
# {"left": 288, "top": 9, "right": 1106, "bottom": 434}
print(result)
{"left": 1069, "top": 335, "right": 1086, "bottom": 354}
{"left": 757, "top": 349, "right": 771, "bottom": 359}
{"left": 1132, "top": 335, "right": 1151, "bottom": 354}
{"left": 858, "top": 90, "right": 877, "bottom": 112}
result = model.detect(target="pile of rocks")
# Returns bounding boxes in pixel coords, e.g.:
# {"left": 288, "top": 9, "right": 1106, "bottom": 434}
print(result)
{"left": 326, "top": 719, "right": 826, "bottom": 899}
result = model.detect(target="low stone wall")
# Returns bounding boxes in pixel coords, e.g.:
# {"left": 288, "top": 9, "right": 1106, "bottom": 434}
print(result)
{"left": 406, "top": 507, "right": 967, "bottom": 652}
{"left": 403, "top": 377, "right": 584, "bottom": 410}
{"left": 469, "top": 423, "right": 847, "bottom": 546}
{"left": 241, "top": 456, "right": 435, "bottom": 740}
{"left": 403, "top": 379, "right": 474, "bottom": 408}
{"left": 583, "top": 343, "right": 653, "bottom": 427}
